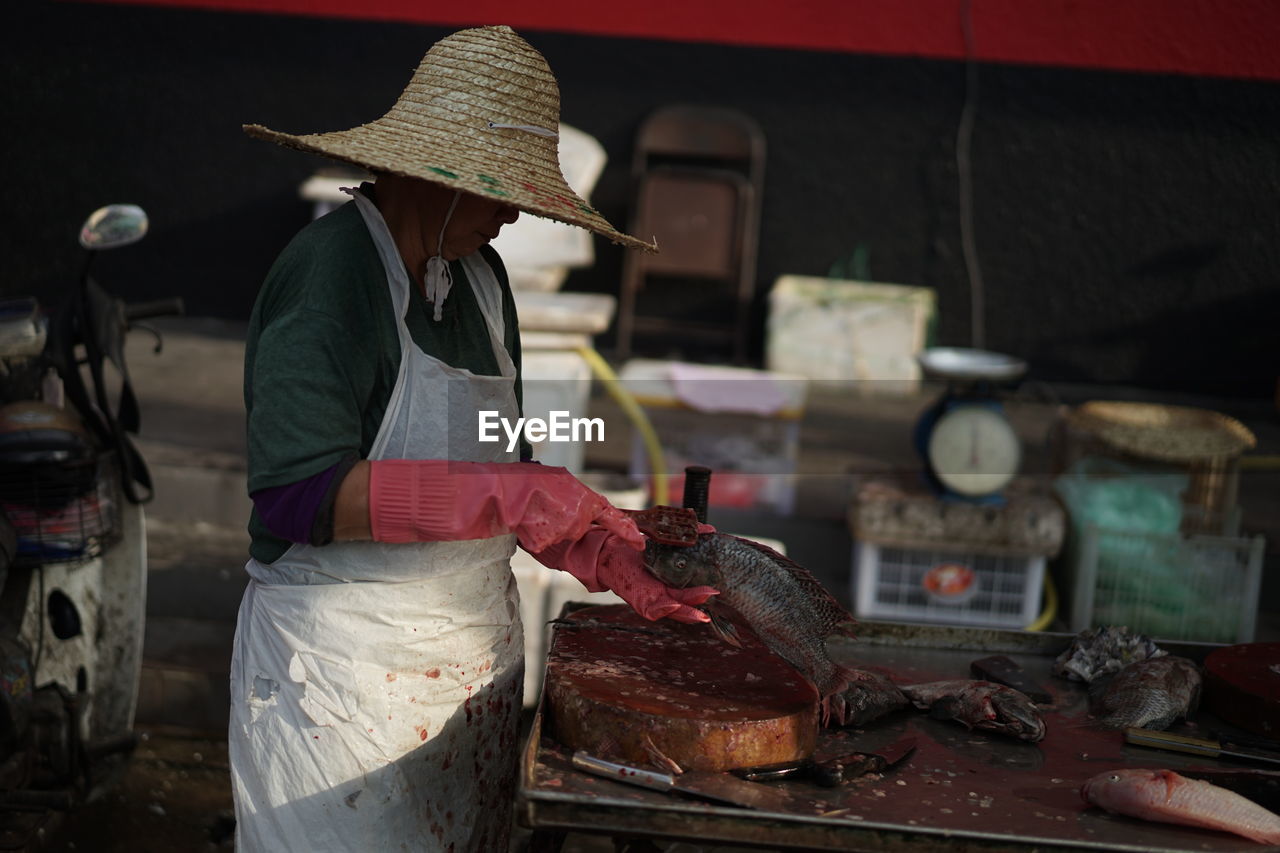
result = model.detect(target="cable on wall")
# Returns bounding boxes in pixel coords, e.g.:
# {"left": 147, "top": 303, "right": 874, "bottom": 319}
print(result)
{"left": 956, "top": 0, "right": 986, "bottom": 349}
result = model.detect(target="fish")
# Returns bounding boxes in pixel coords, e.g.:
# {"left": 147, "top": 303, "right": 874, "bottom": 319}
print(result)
{"left": 1052, "top": 625, "right": 1166, "bottom": 684}
{"left": 1089, "top": 655, "right": 1201, "bottom": 730}
{"left": 1081, "top": 768, "right": 1280, "bottom": 845}
{"left": 837, "top": 669, "right": 910, "bottom": 726}
{"left": 644, "top": 533, "right": 863, "bottom": 724}
{"left": 900, "top": 680, "right": 1047, "bottom": 742}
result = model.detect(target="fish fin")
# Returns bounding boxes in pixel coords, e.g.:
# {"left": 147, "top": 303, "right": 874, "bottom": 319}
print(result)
{"left": 827, "top": 667, "right": 910, "bottom": 728}
{"left": 819, "top": 691, "right": 843, "bottom": 728}
{"left": 707, "top": 610, "right": 744, "bottom": 648}
{"left": 642, "top": 736, "right": 684, "bottom": 775}
{"left": 832, "top": 619, "right": 859, "bottom": 641}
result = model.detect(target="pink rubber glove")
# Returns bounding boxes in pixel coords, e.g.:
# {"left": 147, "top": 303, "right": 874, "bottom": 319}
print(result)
{"left": 368, "top": 460, "right": 643, "bottom": 552}
{"left": 531, "top": 525, "right": 719, "bottom": 624}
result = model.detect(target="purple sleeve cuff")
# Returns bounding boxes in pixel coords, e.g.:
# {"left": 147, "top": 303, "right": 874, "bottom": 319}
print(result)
{"left": 252, "top": 458, "right": 356, "bottom": 545}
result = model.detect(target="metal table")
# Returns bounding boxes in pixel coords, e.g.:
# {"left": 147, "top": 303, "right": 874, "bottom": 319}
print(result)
{"left": 518, "top": 618, "right": 1276, "bottom": 852}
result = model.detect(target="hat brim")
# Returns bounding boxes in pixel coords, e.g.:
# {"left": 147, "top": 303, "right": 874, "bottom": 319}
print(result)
{"left": 244, "top": 123, "right": 656, "bottom": 253}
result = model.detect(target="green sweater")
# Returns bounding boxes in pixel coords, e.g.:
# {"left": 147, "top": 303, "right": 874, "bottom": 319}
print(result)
{"left": 243, "top": 197, "right": 524, "bottom": 563}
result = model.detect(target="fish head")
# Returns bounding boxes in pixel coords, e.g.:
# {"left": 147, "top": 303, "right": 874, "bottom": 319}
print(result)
{"left": 1081, "top": 769, "right": 1168, "bottom": 808}
{"left": 1081, "top": 770, "right": 1133, "bottom": 805}
{"left": 643, "top": 539, "right": 718, "bottom": 589}
{"left": 989, "top": 690, "right": 1048, "bottom": 742}
{"left": 1080, "top": 772, "right": 1109, "bottom": 805}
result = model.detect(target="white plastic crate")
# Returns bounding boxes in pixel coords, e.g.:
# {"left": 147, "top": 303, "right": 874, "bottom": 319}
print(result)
{"left": 852, "top": 541, "right": 1045, "bottom": 629}
{"left": 1067, "top": 525, "right": 1265, "bottom": 644}
{"left": 519, "top": 349, "right": 593, "bottom": 474}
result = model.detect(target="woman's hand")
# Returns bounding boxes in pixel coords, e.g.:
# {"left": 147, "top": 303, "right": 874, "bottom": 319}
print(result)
{"left": 499, "top": 467, "right": 644, "bottom": 553}
{"left": 528, "top": 524, "right": 719, "bottom": 624}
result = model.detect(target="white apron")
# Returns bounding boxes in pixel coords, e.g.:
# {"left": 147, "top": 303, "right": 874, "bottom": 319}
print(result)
{"left": 230, "top": 190, "right": 525, "bottom": 852}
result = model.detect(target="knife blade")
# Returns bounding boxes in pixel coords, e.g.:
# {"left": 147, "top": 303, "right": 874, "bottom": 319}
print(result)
{"left": 571, "top": 751, "right": 829, "bottom": 812}
{"left": 1124, "top": 728, "right": 1280, "bottom": 768}
{"left": 1211, "top": 729, "right": 1280, "bottom": 754}
{"left": 811, "top": 735, "right": 917, "bottom": 786}
{"left": 732, "top": 735, "right": 917, "bottom": 786}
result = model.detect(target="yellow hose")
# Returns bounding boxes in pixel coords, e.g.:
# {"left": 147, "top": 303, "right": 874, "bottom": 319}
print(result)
{"left": 576, "top": 346, "right": 669, "bottom": 507}
{"left": 1024, "top": 569, "right": 1059, "bottom": 632}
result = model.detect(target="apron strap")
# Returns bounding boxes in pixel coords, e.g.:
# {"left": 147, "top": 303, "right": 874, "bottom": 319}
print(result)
{"left": 344, "top": 186, "right": 515, "bottom": 381}
{"left": 459, "top": 253, "right": 516, "bottom": 379}
{"left": 343, "top": 187, "right": 415, "bottom": 351}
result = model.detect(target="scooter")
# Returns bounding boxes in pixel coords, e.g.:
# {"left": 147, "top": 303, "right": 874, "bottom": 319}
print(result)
{"left": 0, "top": 205, "right": 181, "bottom": 839}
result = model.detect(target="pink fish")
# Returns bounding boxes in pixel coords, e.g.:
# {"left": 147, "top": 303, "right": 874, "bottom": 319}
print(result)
{"left": 1081, "top": 768, "right": 1280, "bottom": 845}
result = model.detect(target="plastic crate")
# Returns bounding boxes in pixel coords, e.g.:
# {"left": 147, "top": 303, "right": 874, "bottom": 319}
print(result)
{"left": 1066, "top": 525, "right": 1265, "bottom": 644}
{"left": 852, "top": 541, "right": 1046, "bottom": 629}
{"left": 620, "top": 359, "right": 807, "bottom": 514}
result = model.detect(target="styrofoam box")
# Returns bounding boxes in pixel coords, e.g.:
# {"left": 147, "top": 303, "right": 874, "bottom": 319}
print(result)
{"left": 852, "top": 540, "right": 1045, "bottom": 629}
{"left": 519, "top": 349, "right": 593, "bottom": 474}
{"left": 766, "top": 276, "right": 935, "bottom": 392}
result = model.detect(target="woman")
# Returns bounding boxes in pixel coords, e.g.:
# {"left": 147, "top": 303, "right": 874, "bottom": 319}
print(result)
{"left": 231, "top": 26, "right": 716, "bottom": 851}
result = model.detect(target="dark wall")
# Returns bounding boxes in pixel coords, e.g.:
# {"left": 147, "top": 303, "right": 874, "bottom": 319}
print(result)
{"left": 6, "top": 2, "right": 1279, "bottom": 396}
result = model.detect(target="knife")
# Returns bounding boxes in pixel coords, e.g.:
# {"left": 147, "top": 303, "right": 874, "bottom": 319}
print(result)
{"left": 732, "top": 735, "right": 917, "bottom": 786}
{"left": 1124, "top": 728, "right": 1280, "bottom": 768}
{"left": 970, "top": 655, "right": 1053, "bottom": 704}
{"left": 571, "top": 751, "right": 829, "bottom": 813}
{"left": 1211, "top": 729, "right": 1280, "bottom": 754}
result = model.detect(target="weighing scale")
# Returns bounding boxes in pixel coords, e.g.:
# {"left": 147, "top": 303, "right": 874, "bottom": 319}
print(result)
{"left": 913, "top": 347, "right": 1028, "bottom": 504}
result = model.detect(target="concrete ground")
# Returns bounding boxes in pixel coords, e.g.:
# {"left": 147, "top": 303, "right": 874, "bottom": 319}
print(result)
{"left": 38, "top": 318, "right": 1280, "bottom": 851}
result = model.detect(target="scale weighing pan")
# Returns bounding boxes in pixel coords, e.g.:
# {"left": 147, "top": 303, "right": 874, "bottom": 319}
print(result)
{"left": 917, "top": 347, "right": 1027, "bottom": 382}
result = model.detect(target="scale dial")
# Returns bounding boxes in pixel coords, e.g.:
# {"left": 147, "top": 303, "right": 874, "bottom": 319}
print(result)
{"left": 926, "top": 405, "right": 1021, "bottom": 497}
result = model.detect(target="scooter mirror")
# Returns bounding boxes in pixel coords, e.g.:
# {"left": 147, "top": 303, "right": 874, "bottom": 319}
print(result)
{"left": 79, "top": 204, "right": 149, "bottom": 250}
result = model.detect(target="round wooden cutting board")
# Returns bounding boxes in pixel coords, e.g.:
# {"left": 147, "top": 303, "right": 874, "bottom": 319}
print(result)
{"left": 1203, "top": 642, "right": 1280, "bottom": 738}
{"left": 545, "top": 604, "right": 819, "bottom": 772}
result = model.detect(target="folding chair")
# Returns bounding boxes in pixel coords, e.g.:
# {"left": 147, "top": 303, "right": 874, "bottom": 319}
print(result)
{"left": 615, "top": 105, "right": 765, "bottom": 363}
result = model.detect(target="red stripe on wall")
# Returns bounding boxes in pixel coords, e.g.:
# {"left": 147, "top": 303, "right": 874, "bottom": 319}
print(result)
{"left": 76, "top": 0, "right": 1280, "bottom": 81}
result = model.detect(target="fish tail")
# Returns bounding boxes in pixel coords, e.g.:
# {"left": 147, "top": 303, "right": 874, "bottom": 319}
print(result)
{"left": 820, "top": 664, "right": 889, "bottom": 727}
{"left": 820, "top": 663, "right": 861, "bottom": 699}
{"left": 820, "top": 691, "right": 844, "bottom": 728}
{"left": 813, "top": 665, "right": 854, "bottom": 726}
{"left": 1245, "top": 826, "right": 1280, "bottom": 846}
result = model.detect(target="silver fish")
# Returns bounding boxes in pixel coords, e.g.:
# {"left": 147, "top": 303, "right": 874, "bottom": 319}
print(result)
{"left": 901, "top": 680, "right": 1046, "bottom": 742}
{"left": 645, "top": 533, "right": 864, "bottom": 724}
{"left": 1082, "top": 768, "right": 1280, "bottom": 845}
{"left": 1090, "top": 655, "right": 1201, "bottom": 730}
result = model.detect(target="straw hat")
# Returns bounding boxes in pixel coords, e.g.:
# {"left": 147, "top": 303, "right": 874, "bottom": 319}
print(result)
{"left": 244, "top": 25, "right": 654, "bottom": 252}
{"left": 1066, "top": 401, "right": 1256, "bottom": 463}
